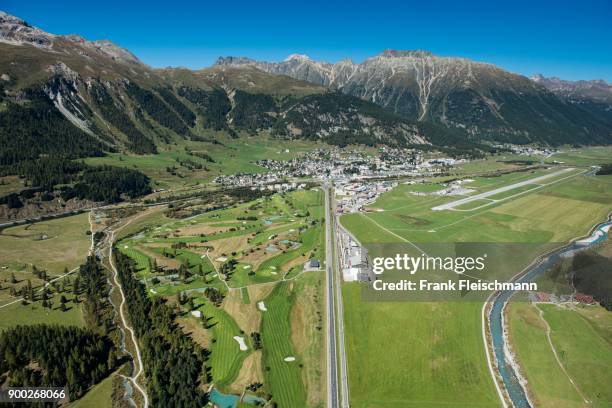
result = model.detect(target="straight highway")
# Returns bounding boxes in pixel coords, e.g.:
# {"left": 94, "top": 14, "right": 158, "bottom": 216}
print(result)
{"left": 324, "top": 184, "right": 340, "bottom": 408}
{"left": 325, "top": 183, "right": 350, "bottom": 408}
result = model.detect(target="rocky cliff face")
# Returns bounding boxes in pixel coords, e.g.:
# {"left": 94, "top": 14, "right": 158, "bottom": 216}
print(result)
{"left": 0, "top": 11, "right": 142, "bottom": 65}
{"left": 532, "top": 75, "right": 612, "bottom": 103}
{"left": 532, "top": 75, "right": 612, "bottom": 124}
{"left": 0, "top": 11, "right": 54, "bottom": 48}
{"left": 217, "top": 51, "right": 612, "bottom": 145}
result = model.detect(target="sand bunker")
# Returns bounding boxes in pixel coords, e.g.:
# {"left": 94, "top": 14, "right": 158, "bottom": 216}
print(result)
{"left": 233, "top": 336, "right": 248, "bottom": 351}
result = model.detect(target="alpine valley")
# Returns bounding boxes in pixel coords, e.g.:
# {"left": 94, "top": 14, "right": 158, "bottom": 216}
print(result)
{"left": 1, "top": 10, "right": 611, "bottom": 171}
{"left": 1, "top": 8, "right": 612, "bottom": 408}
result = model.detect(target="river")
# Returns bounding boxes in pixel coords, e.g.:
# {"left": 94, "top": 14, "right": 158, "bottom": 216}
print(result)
{"left": 488, "top": 218, "right": 612, "bottom": 407}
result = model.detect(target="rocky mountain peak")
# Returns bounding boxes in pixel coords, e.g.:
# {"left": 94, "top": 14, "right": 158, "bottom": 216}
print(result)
{"left": 284, "top": 53, "right": 311, "bottom": 62}
{"left": 532, "top": 74, "right": 612, "bottom": 103}
{"left": 88, "top": 40, "right": 141, "bottom": 64}
{"left": 215, "top": 56, "right": 257, "bottom": 66}
{"left": 379, "top": 49, "right": 434, "bottom": 59}
{"left": 0, "top": 11, "right": 142, "bottom": 66}
{"left": 0, "top": 10, "right": 54, "bottom": 48}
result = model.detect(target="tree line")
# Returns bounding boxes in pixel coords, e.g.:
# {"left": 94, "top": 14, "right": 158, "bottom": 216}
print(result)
{"left": 113, "top": 251, "right": 210, "bottom": 407}
{"left": 0, "top": 159, "right": 151, "bottom": 207}
{"left": 0, "top": 88, "right": 106, "bottom": 167}
{"left": 0, "top": 325, "right": 117, "bottom": 401}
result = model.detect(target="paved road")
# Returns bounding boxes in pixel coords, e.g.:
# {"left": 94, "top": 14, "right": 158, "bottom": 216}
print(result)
{"left": 331, "top": 190, "right": 350, "bottom": 408}
{"left": 325, "top": 184, "right": 350, "bottom": 408}
{"left": 324, "top": 185, "right": 340, "bottom": 408}
{"left": 431, "top": 167, "right": 577, "bottom": 211}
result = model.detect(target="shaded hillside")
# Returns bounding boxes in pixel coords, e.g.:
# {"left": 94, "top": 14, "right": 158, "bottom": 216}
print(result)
{"left": 0, "top": 12, "right": 437, "bottom": 171}
{"left": 217, "top": 51, "right": 612, "bottom": 145}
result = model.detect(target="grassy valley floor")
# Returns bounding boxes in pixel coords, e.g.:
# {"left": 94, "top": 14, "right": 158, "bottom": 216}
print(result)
{"left": 340, "top": 166, "right": 612, "bottom": 406}
{"left": 508, "top": 302, "right": 612, "bottom": 407}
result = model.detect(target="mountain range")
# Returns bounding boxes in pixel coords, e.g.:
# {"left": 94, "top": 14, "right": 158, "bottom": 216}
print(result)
{"left": 0, "top": 10, "right": 611, "bottom": 170}
{"left": 217, "top": 52, "right": 612, "bottom": 145}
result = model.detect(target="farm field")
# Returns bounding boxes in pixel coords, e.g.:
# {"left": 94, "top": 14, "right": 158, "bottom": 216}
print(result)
{"left": 544, "top": 145, "right": 612, "bottom": 166}
{"left": 116, "top": 188, "right": 325, "bottom": 405}
{"left": 0, "top": 296, "right": 84, "bottom": 331}
{"left": 508, "top": 302, "right": 612, "bottom": 408}
{"left": 343, "top": 284, "right": 499, "bottom": 407}
{"left": 340, "top": 167, "right": 612, "bottom": 406}
{"left": 0, "top": 213, "right": 91, "bottom": 305}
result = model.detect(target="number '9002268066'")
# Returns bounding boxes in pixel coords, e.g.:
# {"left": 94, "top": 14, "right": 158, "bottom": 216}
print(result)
{"left": 0, "top": 387, "right": 67, "bottom": 402}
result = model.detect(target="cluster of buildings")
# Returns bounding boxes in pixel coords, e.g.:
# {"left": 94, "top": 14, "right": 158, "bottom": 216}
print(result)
{"left": 335, "top": 180, "right": 397, "bottom": 214}
{"left": 213, "top": 172, "right": 307, "bottom": 192}
{"left": 255, "top": 147, "right": 458, "bottom": 182}
{"left": 337, "top": 224, "right": 373, "bottom": 282}
{"left": 406, "top": 179, "right": 476, "bottom": 197}
{"left": 493, "top": 144, "right": 557, "bottom": 157}
{"left": 215, "top": 147, "right": 465, "bottom": 193}
{"left": 213, "top": 172, "right": 282, "bottom": 188}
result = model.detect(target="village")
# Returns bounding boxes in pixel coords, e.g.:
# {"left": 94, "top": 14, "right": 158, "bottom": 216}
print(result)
{"left": 214, "top": 147, "right": 463, "bottom": 196}
{"left": 212, "top": 147, "right": 469, "bottom": 285}
{"left": 492, "top": 143, "right": 558, "bottom": 157}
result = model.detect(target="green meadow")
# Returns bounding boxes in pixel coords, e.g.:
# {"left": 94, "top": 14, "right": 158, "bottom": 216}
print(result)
{"left": 0, "top": 213, "right": 91, "bottom": 283}
{"left": 545, "top": 145, "right": 612, "bottom": 166}
{"left": 509, "top": 303, "right": 612, "bottom": 408}
{"left": 0, "top": 212, "right": 91, "bottom": 332}
{"left": 0, "top": 298, "right": 84, "bottom": 331}
{"left": 85, "top": 134, "right": 319, "bottom": 189}
{"left": 70, "top": 372, "right": 116, "bottom": 408}
{"left": 343, "top": 285, "right": 498, "bottom": 407}
{"left": 340, "top": 167, "right": 612, "bottom": 406}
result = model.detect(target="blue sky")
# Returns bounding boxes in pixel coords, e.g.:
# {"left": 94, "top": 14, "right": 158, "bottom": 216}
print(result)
{"left": 4, "top": 0, "right": 611, "bottom": 81}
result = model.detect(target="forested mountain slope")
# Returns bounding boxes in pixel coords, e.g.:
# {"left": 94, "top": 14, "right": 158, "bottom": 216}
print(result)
{"left": 217, "top": 51, "right": 612, "bottom": 145}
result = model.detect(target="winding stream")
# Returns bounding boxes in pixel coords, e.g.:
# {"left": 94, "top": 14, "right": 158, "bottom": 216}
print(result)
{"left": 488, "top": 219, "right": 612, "bottom": 407}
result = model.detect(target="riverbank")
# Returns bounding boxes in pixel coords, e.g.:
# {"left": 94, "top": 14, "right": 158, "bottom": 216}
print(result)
{"left": 485, "top": 214, "right": 612, "bottom": 407}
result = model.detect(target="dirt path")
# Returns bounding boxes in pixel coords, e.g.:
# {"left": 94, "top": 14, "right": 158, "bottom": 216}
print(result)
{"left": 105, "top": 209, "right": 157, "bottom": 408}
{"left": 534, "top": 304, "right": 591, "bottom": 405}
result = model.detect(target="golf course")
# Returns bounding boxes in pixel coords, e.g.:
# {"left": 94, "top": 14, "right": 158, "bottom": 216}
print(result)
{"left": 114, "top": 188, "right": 327, "bottom": 406}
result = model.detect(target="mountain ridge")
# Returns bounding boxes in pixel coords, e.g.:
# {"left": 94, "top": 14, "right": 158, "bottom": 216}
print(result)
{"left": 0, "top": 11, "right": 434, "bottom": 169}
{"left": 1, "top": 9, "right": 611, "bottom": 172}
{"left": 216, "top": 51, "right": 612, "bottom": 145}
